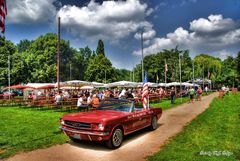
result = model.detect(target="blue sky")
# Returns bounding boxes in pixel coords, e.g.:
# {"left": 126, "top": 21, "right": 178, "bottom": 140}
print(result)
{"left": 5, "top": 0, "right": 240, "bottom": 69}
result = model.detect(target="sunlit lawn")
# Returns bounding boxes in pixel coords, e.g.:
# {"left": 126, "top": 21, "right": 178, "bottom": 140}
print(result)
{"left": 150, "top": 92, "right": 211, "bottom": 110}
{"left": 0, "top": 107, "right": 69, "bottom": 159}
{"left": 147, "top": 92, "right": 240, "bottom": 161}
{"left": 0, "top": 92, "right": 213, "bottom": 159}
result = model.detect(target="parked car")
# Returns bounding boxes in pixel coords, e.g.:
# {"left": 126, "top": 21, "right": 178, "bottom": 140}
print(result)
{"left": 59, "top": 98, "right": 162, "bottom": 149}
{"left": 2, "top": 91, "right": 17, "bottom": 98}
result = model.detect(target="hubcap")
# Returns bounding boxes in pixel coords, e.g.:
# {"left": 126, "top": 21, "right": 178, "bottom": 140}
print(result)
{"left": 152, "top": 117, "right": 157, "bottom": 129}
{"left": 112, "top": 129, "right": 122, "bottom": 147}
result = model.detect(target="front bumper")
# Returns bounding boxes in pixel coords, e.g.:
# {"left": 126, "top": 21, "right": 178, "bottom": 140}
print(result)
{"left": 59, "top": 126, "right": 110, "bottom": 141}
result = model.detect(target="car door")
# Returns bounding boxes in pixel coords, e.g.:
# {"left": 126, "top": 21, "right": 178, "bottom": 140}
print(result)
{"left": 132, "top": 109, "right": 151, "bottom": 130}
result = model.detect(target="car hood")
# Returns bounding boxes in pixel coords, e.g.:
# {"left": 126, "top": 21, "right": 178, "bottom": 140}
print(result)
{"left": 61, "top": 110, "right": 128, "bottom": 123}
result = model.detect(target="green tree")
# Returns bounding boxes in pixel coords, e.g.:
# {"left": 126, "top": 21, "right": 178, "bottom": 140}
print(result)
{"left": 115, "top": 68, "right": 131, "bottom": 81}
{"left": 221, "top": 56, "right": 238, "bottom": 87}
{"left": 235, "top": 51, "right": 240, "bottom": 87}
{"left": 96, "top": 39, "right": 105, "bottom": 56}
{"left": 17, "top": 39, "right": 32, "bottom": 53}
{"left": 85, "top": 54, "right": 116, "bottom": 83}
{"left": 27, "top": 33, "right": 74, "bottom": 82}
{"left": 194, "top": 54, "right": 222, "bottom": 88}
{"left": 69, "top": 46, "right": 94, "bottom": 80}
{"left": 0, "top": 37, "right": 16, "bottom": 86}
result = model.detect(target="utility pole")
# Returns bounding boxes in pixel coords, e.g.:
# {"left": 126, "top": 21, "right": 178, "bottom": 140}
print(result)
{"left": 8, "top": 55, "right": 10, "bottom": 100}
{"left": 105, "top": 70, "right": 106, "bottom": 84}
{"left": 179, "top": 53, "right": 182, "bottom": 102}
{"left": 141, "top": 30, "right": 144, "bottom": 82}
{"left": 193, "top": 60, "right": 195, "bottom": 85}
{"left": 69, "top": 63, "right": 72, "bottom": 80}
{"left": 165, "top": 59, "right": 167, "bottom": 89}
{"left": 202, "top": 64, "right": 205, "bottom": 89}
{"left": 57, "top": 17, "right": 61, "bottom": 92}
{"left": 133, "top": 67, "right": 135, "bottom": 82}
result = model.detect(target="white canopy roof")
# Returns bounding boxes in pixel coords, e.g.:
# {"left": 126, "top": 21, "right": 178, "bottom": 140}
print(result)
{"left": 106, "top": 81, "right": 138, "bottom": 88}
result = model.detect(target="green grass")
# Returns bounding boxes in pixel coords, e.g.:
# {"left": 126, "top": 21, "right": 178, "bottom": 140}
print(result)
{"left": 0, "top": 107, "right": 69, "bottom": 159}
{"left": 150, "top": 92, "right": 211, "bottom": 110}
{"left": 147, "top": 93, "right": 240, "bottom": 161}
{"left": 150, "top": 97, "right": 189, "bottom": 110}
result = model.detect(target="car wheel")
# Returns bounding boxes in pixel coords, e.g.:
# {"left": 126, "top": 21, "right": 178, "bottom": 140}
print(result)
{"left": 106, "top": 128, "right": 123, "bottom": 149}
{"left": 150, "top": 116, "right": 158, "bottom": 130}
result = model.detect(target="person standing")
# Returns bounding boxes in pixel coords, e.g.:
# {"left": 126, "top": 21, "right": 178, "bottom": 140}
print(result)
{"left": 77, "top": 94, "right": 88, "bottom": 111}
{"left": 189, "top": 86, "right": 195, "bottom": 103}
{"left": 204, "top": 86, "right": 208, "bottom": 95}
{"left": 196, "top": 87, "right": 203, "bottom": 101}
{"left": 170, "top": 87, "right": 176, "bottom": 104}
{"left": 55, "top": 91, "right": 63, "bottom": 106}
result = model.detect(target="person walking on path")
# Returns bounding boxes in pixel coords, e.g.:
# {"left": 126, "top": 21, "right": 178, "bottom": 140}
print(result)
{"left": 189, "top": 86, "right": 195, "bottom": 103}
{"left": 196, "top": 87, "right": 203, "bottom": 101}
{"left": 170, "top": 87, "right": 176, "bottom": 104}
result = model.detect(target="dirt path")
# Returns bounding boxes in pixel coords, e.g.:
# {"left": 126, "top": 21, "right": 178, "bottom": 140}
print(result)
{"left": 5, "top": 93, "right": 217, "bottom": 161}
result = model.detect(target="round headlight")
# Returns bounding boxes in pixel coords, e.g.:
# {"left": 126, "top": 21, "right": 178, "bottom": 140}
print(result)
{"left": 98, "top": 124, "right": 104, "bottom": 130}
{"left": 61, "top": 120, "right": 65, "bottom": 125}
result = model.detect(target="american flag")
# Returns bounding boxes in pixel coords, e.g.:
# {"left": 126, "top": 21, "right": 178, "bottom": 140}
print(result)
{"left": 0, "top": 0, "right": 7, "bottom": 34}
{"left": 142, "top": 72, "right": 149, "bottom": 110}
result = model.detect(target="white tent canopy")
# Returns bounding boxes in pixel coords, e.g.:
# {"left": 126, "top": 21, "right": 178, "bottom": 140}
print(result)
{"left": 106, "top": 81, "right": 138, "bottom": 88}
{"left": 166, "top": 82, "right": 200, "bottom": 87}
{"left": 166, "top": 82, "right": 180, "bottom": 87}
{"left": 26, "top": 83, "right": 56, "bottom": 89}
{"left": 80, "top": 86, "right": 95, "bottom": 90}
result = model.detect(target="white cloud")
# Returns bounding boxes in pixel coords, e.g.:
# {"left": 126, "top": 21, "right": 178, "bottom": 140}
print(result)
{"left": 190, "top": 14, "right": 237, "bottom": 36}
{"left": 218, "top": 50, "right": 234, "bottom": 60}
{"left": 57, "top": 0, "right": 152, "bottom": 42}
{"left": 133, "top": 14, "right": 240, "bottom": 56}
{"left": 134, "top": 25, "right": 156, "bottom": 40}
{"left": 7, "top": 0, "right": 57, "bottom": 24}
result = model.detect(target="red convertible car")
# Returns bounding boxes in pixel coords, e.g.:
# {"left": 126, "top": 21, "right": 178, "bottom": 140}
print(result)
{"left": 59, "top": 98, "right": 162, "bottom": 149}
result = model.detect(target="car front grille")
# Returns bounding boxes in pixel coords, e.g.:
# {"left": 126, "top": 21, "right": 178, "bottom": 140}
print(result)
{"left": 65, "top": 120, "right": 91, "bottom": 129}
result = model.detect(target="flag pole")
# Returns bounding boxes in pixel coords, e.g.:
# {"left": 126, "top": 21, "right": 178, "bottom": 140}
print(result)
{"left": 193, "top": 60, "right": 195, "bottom": 86}
{"left": 179, "top": 53, "right": 182, "bottom": 102}
{"left": 202, "top": 64, "right": 204, "bottom": 89}
{"left": 165, "top": 59, "right": 167, "bottom": 90}
{"left": 141, "top": 30, "right": 144, "bottom": 82}
{"left": 57, "top": 17, "right": 60, "bottom": 92}
{"left": 8, "top": 55, "right": 10, "bottom": 100}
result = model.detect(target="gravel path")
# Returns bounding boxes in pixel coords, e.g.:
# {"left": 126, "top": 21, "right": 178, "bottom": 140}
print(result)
{"left": 5, "top": 93, "right": 217, "bottom": 161}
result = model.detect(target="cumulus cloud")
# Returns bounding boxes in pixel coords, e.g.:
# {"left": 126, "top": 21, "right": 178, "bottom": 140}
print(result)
{"left": 133, "top": 14, "right": 240, "bottom": 56}
{"left": 7, "top": 0, "right": 57, "bottom": 24}
{"left": 190, "top": 14, "right": 237, "bottom": 36}
{"left": 57, "top": 0, "right": 152, "bottom": 42}
{"left": 134, "top": 25, "right": 156, "bottom": 40}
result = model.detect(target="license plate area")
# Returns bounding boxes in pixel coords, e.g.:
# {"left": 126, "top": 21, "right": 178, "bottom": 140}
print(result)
{"left": 66, "top": 131, "right": 82, "bottom": 140}
{"left": 73, "top": 133, "right": 81, "bottom": 139}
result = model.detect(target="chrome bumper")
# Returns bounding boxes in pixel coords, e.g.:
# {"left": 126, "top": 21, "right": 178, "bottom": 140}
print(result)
{"left": 59, "top": 126, "right": 109, "bottom": 136}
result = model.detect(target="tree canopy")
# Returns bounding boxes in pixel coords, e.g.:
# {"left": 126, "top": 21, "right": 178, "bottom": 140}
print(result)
{"left": 96, "top": 39, "right": 105, "bottom": 56}
{"left": 0, "top": 34, "right": 239, "bottom": 89}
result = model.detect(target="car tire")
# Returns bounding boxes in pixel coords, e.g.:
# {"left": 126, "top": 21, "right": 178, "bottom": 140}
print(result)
{"left": 149, "top": 116, "right": 158, "bottom": 130}
{"left": 106, "top": 128, "right": 123, "bottom": 149}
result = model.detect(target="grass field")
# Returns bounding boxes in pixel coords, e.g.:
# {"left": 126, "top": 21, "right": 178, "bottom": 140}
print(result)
{"left": 150, "top": 96, "right": 189, "bottom": 110}
{"left": 147, "top": 92, "right": 240, "bottom": 161}
{"left": 0, "top": 107, "right": 69, "bottom": 159}
{"left": 150, "top": 92, "right": 211, "bottom": 110}
{"left": 0, "top": 93, "right": 212, "bottom": 159}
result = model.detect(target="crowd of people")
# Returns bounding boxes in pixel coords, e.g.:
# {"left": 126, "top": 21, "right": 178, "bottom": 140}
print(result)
{"left": 20, "top": 85, "right": 211, "bottom": 110}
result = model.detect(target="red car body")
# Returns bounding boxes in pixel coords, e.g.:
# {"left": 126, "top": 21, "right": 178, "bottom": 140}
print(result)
{"left": 60, "top": 99, "right": 162, "bottom": 148}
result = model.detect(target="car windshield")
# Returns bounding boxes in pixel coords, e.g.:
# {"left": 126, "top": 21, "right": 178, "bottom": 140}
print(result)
{"left": 97, "top": 99, "right": 133, "bottom": 112}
